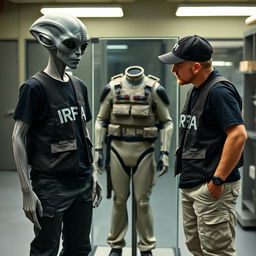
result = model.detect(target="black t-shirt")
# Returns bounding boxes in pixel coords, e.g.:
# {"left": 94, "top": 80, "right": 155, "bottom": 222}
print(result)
{"left": 179, "top": 70, "right": 244, "bottom": 188}
{"left": 14, "top": 74, "right": 93, "bottom": 179}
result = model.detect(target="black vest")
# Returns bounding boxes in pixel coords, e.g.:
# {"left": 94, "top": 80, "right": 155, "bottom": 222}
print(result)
{"left": 26, "top": 71, "right": 93, "bottom": 174}
{"left": 175, "top": 75, "right": 242, "bottom": 183}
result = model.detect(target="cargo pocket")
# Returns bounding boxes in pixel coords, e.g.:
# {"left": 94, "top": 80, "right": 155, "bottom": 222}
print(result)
{"left": 50, "top": 140, "right": 77, "bottom": 170}
{"left": 112, "top": 104, "right": 130, "bottom": 116}
{"left": 180, "top": 148, "right": 207, "bottom": 179}
{"left": 51, "top": 139, "right": 77, "bottom": 153}
{"left": 131, "top": 105, "right": 150, "bottom": 117}
{"left": 142, "top": 127, "right": 158, "bottom": 138}
{"left": 182, "top": 148, "right": 206, "bottom": 159}
{"left": 108, "top": 124, "right": 121, "bottom": 136}
{"left": 200, "top": 212, "right": 232, "bottom": 252}
{"left": 232, "top": 181, "right": 241, "bottom": 197}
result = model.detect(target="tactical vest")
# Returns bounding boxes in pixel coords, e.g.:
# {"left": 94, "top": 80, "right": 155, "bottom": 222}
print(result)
{"left": 26, "top": 71, "right": 93, "bottom": 174}
{"left": 108, "top": 74, "right": 159, "bottom": 141}
{"left": 175, "top": 75, "right": 242, "bottom": 182}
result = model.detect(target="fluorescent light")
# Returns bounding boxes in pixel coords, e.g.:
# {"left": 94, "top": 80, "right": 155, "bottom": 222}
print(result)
{"left": 40, "top": 7, "right": 124, "bottom": 17}
{"left": 210, "top": 41, "right": 243, "bottom": 49}
{"left": 246, "top": 14, "right": 256, "bottom": 25}
{"left": 176, "top": 6, "right": 256, "bottom": 17}
{"left": 107, "top": 45, "right": 128, "bottom": 50}
{"left": 213, "top": 61, "right": 233, "bottom": 67}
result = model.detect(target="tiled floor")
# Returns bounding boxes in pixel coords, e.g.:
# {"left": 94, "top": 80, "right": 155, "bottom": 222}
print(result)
{"left": 0, "top": 170, "right": 256, "bottom": 256}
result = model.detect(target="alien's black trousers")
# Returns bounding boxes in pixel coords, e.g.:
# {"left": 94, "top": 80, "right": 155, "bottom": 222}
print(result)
{"left": 30, "top": 174, "right": 93, "bottom": 256}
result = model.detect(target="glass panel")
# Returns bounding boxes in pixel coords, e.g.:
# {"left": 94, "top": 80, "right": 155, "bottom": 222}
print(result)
{"left": 91, "top": 38, "right": 180, "bottom": 255}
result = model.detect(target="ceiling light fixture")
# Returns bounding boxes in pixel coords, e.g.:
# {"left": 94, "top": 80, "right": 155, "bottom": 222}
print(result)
{"left": 107, "top": 45, "right": 128, "bottom": 50}
{"left": 212, "top": 61, "right": 233, "bottom": 67}
{"left": 176, "top": 6, "right": 256, "bottom": 17}
{"left": 40, "top": 7, "right": 124, "bottom": 18}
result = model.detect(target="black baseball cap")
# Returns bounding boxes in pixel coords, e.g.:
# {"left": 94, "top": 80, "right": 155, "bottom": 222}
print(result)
{"left": 158, "top": 35, "right": 213, "bottom": 64}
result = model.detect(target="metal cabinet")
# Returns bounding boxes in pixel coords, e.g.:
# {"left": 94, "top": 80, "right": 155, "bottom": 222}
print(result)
{"left": 238, "top": 27, "right": 256, "bottom": 228}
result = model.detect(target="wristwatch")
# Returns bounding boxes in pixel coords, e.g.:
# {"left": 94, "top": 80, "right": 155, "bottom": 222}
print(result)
{"left": 212, "top": 176, "right": 224, "bottom": 186}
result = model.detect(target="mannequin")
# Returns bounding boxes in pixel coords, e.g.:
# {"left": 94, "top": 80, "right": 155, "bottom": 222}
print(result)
{"left": 12, "top": 13, "right": 101, "bottom": 256}
{"left": 94, "top": 66, "right": 173, "bottom": 256}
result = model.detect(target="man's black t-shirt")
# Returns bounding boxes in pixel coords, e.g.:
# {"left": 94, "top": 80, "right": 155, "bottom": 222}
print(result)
{"left": 179, "top": 70, "right": 244, "bottom": 188}
{"left": 14, "top": 74, "right": 93, "bottom": 179}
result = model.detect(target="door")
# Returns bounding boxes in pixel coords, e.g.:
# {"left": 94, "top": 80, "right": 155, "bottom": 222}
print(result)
{"left": 0, "top": 40, "right": 19, "bottom": 170}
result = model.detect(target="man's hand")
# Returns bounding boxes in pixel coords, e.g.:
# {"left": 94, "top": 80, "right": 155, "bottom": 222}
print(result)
{"left": 207, "top": 181, "right": 224, "bottom": 199}
{"left": 92, "top": 170, "right": 103, "bottom": 207}
{"left": 22, "top": 189, "right": 43, "bottom": 229}
{"left": 157, "top": 151, "right": 169, "bottom": 177}
{"left": 93, "top": 149, "right": 104, "bottom": 174}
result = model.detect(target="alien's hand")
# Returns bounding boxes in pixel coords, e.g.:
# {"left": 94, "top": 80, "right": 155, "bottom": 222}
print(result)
{"left": 22, "top": 189, "right": 43, "bottom": 229}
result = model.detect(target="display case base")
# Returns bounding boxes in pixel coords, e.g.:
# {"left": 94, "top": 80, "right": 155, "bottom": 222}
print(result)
{"left": 91, "top": 246, "right": 177, "bottom": 256}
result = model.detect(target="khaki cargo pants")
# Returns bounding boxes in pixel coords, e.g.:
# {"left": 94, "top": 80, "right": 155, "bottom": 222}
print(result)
{"left": 181, "top": 180, "right": 241, "bottom": 256}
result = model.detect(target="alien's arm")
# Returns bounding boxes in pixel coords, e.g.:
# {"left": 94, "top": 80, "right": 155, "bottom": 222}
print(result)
{"left": 12, "top": 120, "right": 43, "bottom": 229}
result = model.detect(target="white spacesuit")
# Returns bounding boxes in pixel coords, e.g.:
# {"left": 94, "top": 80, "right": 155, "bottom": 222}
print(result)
{"left": 93, "top": 66, "right": 173, "bottom": 256}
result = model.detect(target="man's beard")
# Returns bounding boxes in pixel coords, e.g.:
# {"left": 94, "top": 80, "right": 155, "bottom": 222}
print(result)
{"left": 177, "top": 78, "right": 187, "bottom": 86}
{"left": 176, "top": 73, "right": 196, "bottom": 86}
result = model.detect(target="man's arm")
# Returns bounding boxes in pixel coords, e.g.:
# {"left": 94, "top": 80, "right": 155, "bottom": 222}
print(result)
{"left": 12, "top": 120, "right": 43, "bottom": 228}
{"left": 208, "top": 124, "right": 247, "bottom": 198}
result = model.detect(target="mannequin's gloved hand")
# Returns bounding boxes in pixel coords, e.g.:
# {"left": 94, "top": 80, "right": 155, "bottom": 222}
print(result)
{"left": 93, "top": 148, "right": 104, "bottom": 174}
{"left": 92, "top": 170, "right": 103, "bottom": 207}
{"left": 23, "top": 189, "right": 43, "bottom": 229}
{"left": 157, "top": 151, "right": 169, "bottom": 177}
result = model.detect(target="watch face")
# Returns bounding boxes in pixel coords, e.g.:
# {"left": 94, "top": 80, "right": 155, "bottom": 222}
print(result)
{"left": 212, "top": 176, "right": 224, "bottom": 186}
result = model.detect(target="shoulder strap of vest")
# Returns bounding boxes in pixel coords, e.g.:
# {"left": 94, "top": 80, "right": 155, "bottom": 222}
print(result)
{"left": 32, "top": 71, "right": 65, "bottom": 106}
{"left": 203, "top": 75, "right": 230, "bottom": 96}
{"left": 69, "top": 75, "right": 84, "bottom": 102}
{"left": 182, "top": 87, "right": 193, "bottom": 113}
{"left": 144, "top": 74, "right": 160, "bottom": 95}
{"left": 111, "top": 73, "right": 123, "bottom": 94}
{"left": 146, "top": 74, "right": 160, "bottom": 87}
{"left": 192, "top": 75, "right": 231, "bottom": 110}
{"left": 182, "top": 75, "right": 231, "bottom": 113}
{"left": 68, "top": 75, "right": 89, "bottom": 130}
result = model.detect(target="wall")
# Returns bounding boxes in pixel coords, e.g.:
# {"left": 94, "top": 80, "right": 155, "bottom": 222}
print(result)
{"left": 0, "top": 0, "right": 252, "bottom": 83}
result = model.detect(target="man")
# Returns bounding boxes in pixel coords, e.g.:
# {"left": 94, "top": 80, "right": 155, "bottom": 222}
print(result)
{"left": 158, "top": 35, "right": 247, "bottom": 256}
{"left": 93, "top": 65, "right": 173, "bottom": 256}
{"left": 12, "top": 13, "right": 101, "bottom": 256}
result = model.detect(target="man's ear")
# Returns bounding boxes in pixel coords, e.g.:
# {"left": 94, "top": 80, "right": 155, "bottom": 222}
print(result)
{"left": 193, "top": 62, "right": 202, "bottom": 74}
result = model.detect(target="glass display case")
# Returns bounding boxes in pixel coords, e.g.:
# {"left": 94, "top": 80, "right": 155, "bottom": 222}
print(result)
{"left": 90, "top": 38, "right": 180, "bottom": 256}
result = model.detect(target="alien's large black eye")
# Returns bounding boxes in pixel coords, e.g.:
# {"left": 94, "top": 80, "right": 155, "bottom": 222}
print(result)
{"left": 81, "top": 42, "right": 88, "bottom": 52}
{"left": 63, "top": 39, "right": 76, "bottom": 49}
